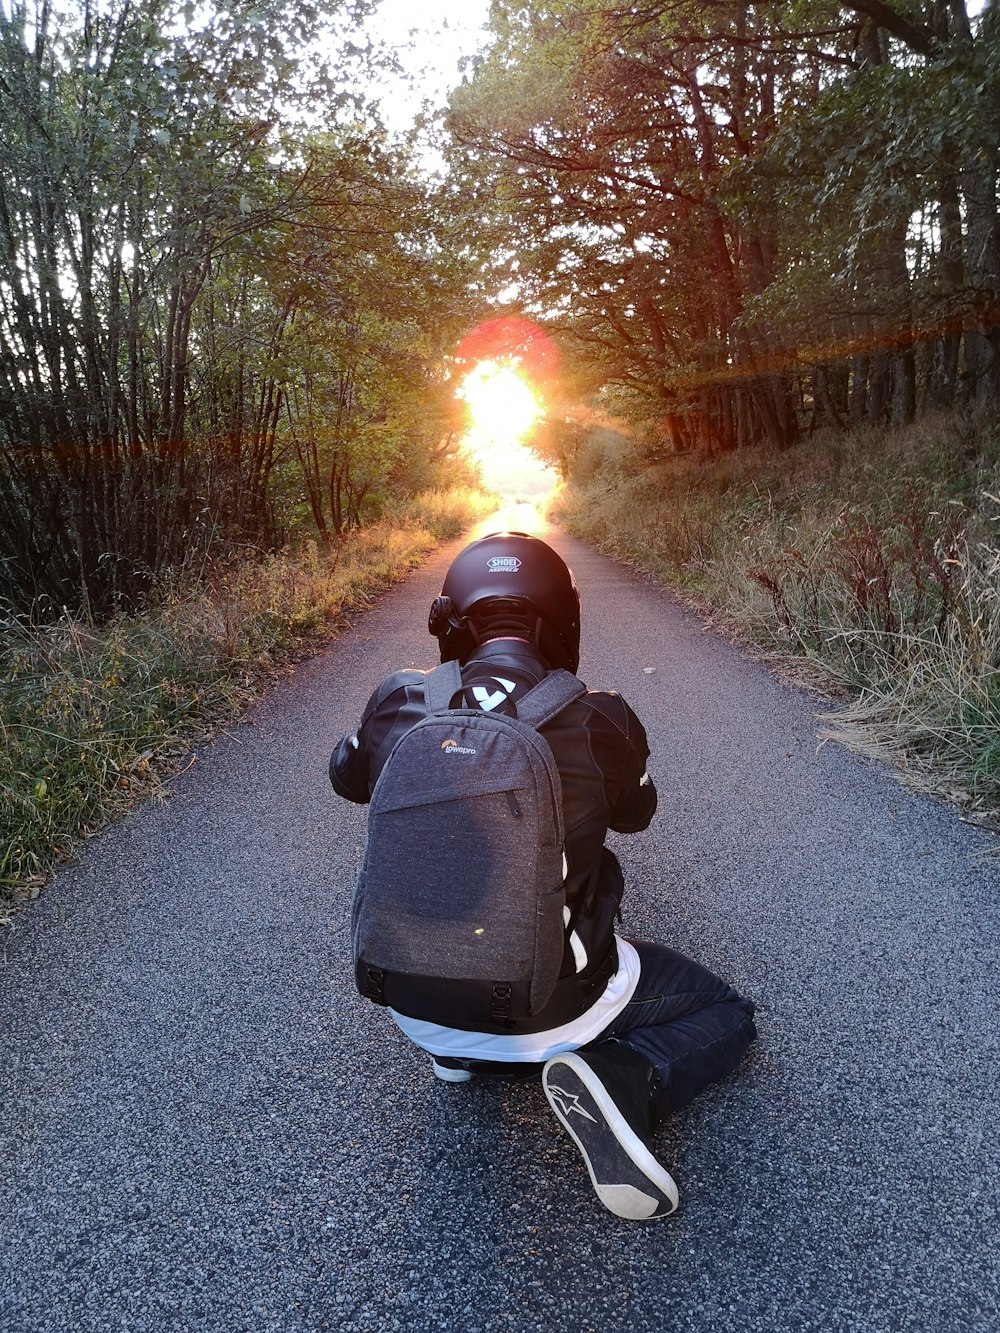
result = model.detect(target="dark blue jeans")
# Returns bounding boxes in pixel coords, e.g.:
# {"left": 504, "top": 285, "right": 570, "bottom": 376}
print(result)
{"left": 441, "top": 940, "right": 756, "bottom": 1123}
{"left": 589, "top": 939, "right": 757, "bottom": 1122}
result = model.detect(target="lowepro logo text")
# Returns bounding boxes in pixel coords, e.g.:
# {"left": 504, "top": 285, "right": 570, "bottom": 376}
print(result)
{"left": 440, "top": 739, "right": 477, "bottom": 755}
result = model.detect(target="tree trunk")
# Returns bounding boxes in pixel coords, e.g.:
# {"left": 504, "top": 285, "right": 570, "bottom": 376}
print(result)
{"left": 960, "top": 158, "right": 1000, "bottom": 406}
{"left": 928, "top": 162, "right": 964, "bottom": 407}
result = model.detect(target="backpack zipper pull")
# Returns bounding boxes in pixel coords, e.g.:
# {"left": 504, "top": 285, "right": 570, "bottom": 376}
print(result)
{"left": 505, "top": 791, "right": 522, "bottom": 818}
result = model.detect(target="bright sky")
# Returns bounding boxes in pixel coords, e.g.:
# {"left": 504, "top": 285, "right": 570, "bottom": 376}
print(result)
{"left": 459, "top": 360, "right": 558, "bottom": 497}
{"left": 361, "top": 1, "right": 557, "bottom": 500}
{"left": 365, "top": 0, "right": 494, "bottom": 131}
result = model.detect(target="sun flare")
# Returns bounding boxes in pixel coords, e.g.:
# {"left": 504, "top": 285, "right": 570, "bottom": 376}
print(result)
{"left": 456, "top": 358, "right": 556, "bottom": 499}
{"left": 458, "top": 360, "right": 542, "bottom": 450}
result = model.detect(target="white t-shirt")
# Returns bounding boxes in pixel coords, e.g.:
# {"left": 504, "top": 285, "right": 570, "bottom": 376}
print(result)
{"left": 388, "top": 937, "right": 641, "bottom": 1063}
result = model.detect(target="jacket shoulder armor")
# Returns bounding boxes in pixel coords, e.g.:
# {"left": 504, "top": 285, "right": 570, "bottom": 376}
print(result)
{"left": 358, "top": 668, "right": 427, "bottom": 726}
{"left": 579, "top": 688, "right": 632, "bottom": 735}
{"left": 379, "top": 667, "right": 426, "bottom": 692}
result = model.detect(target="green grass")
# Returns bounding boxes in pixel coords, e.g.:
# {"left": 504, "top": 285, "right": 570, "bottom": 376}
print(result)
{"left": 551, "top": 416, "right": 1000, "bottom": 822}
{"left": 0, "top": 485, "right": 498, "bottom": 921}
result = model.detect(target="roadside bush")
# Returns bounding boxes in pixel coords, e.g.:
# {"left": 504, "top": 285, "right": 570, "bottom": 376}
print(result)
{"left": 0, "top": 485, "right": 497, "bottom": 920}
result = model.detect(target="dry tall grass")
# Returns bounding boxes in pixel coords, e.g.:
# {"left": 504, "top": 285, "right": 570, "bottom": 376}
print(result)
{"left": 1, "top": 486, "right": 498, "bottom": 921}
{"left": 553, "top": 417, "right": 1000, "bottom": 821}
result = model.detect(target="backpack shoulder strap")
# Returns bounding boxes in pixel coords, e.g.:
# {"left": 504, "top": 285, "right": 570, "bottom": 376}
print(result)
{"left": 515, "top": 669, "right": 587, "bottom": 729}
{"left": 424, "top": 659, "right": 464, "bottom": 713}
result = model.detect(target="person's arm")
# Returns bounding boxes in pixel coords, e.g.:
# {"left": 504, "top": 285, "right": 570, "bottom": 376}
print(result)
{"left": 329, "top": 676, "right": 386, "bottom": 804}
{"left": 329, "top": 730, "right": 371, "bottom": 804}
{"left": 328, "top": 669, "right": 424, "bottom": 804}
{"left": 607, "top": 697, "right": 658, "bottom": 833}
{"left": 610, "top": 769, "right": 657, "bottom": 832}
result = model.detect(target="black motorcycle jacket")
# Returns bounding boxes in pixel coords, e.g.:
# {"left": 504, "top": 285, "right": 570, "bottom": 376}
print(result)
{"left": 330, "top": 638, "right": 657, "bottom": 1033}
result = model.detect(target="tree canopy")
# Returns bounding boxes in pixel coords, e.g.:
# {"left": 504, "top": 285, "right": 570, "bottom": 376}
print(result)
{"left": 448, "top": 0, "right": 1000, "bottom": 456}
{"left": 0, "top": 0, "right": 488, "bottom": 615}
{"left": 3, "top": 0, "right": 998, "bottom": 617}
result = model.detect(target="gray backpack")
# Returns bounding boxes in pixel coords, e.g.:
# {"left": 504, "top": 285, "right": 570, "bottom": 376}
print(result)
{"left": 352, "top": 658, "right": 586, "bottom": 1030}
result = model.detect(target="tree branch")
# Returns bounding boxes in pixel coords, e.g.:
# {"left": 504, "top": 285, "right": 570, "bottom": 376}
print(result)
{"left": 839, "top": 1, "right": 940, "bottom": 57}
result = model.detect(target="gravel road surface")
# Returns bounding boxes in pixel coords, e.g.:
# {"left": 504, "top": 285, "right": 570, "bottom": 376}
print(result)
{"left": 2, "top": 507, "right": 998, "bottom": 1333}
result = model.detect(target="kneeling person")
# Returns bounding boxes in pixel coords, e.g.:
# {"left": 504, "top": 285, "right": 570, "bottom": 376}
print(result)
{"left": 330, "top": 531, "right": 756, "bottom": 1221}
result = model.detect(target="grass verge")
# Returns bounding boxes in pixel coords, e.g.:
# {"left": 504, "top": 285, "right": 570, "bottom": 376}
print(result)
{"left": 0, "top": 485, "right": 498, "bottom": 923}
{"left": 551, "top": 416, "right": 1000, "bottom": 824}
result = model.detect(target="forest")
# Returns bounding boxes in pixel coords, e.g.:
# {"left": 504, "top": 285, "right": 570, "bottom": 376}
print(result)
{"left": 2, "top": 0, "right": 998, "bottom": 619}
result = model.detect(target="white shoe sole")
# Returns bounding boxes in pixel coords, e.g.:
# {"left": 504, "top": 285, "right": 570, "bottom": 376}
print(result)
{"left": 543, "top": 1052, "right": 679, "bottom": 1220}
{"left": 431, "top": 1059, "right": 473, "bottom": 1083}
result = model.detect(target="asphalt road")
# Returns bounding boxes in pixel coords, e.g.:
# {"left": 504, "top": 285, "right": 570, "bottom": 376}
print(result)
{"left": 2, "top": 506, "right": 998, "bottom": 1333}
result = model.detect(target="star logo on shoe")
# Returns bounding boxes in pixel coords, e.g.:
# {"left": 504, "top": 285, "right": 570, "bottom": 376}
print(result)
{"left": 547, "top": 1084, "right": 597, "bottom": 1123}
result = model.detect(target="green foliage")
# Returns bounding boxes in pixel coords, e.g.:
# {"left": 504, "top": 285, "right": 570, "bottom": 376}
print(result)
{"left": 0, "top": 0, "right": 485, "bottom": 617}
{"left": 452, "top": 1, "right": 1000, "bottom": 448}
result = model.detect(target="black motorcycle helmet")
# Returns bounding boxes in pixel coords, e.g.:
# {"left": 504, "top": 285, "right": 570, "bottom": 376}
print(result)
{"left": 428, "top": 532, "right": 581, "bottom": 672}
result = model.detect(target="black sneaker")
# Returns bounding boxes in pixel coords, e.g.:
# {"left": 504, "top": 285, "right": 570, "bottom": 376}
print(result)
{"left": 542, "top": 1045, "right": 679, "bottom": 1220}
